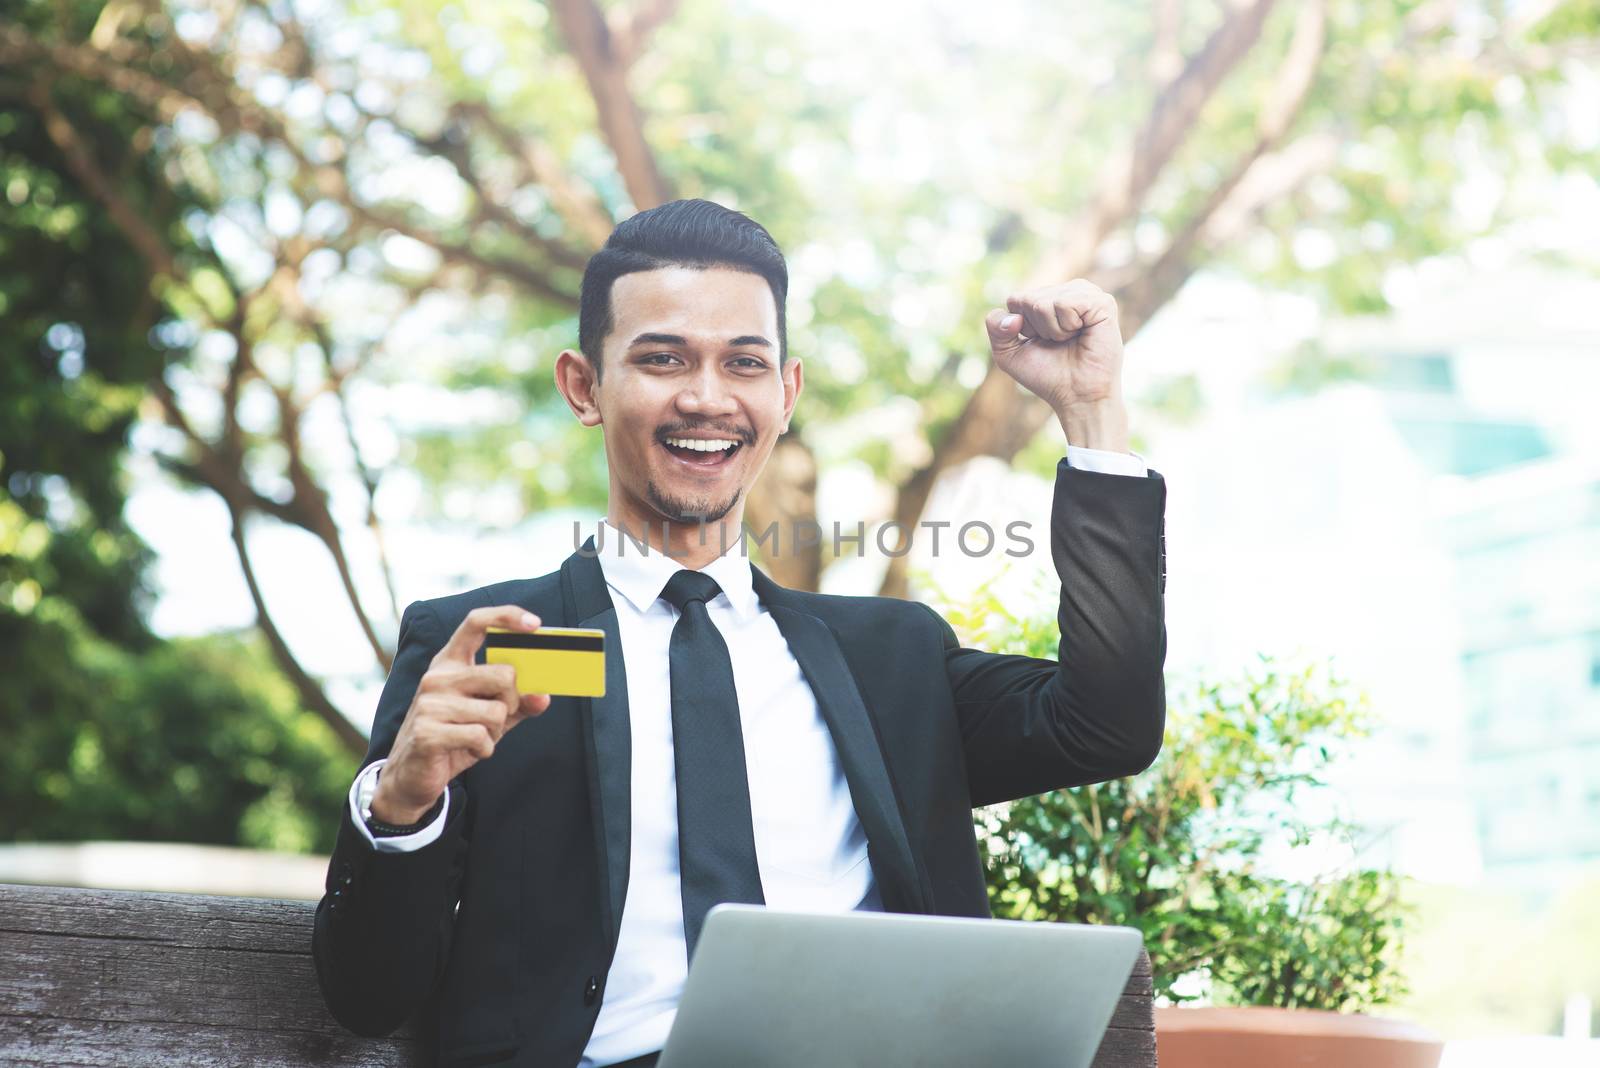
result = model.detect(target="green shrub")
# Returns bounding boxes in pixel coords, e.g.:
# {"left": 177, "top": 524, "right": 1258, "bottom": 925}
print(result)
{"left": 942, "top": 584, "right": 1410, "bottom": 1011}
{"left": 0, "top": 592, "right": 356, "bottom": 853}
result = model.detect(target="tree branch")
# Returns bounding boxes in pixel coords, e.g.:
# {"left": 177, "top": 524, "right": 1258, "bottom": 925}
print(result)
{"left": 453, "top": 100, "right": 615, "bottom": 249}
{"left": 1101, "top": 0, "right": 1328, "bottom": 335}
{"left": 266, "top": 259, "right": 405, "bottom": 626}
{"left": 1116, "top": 135, "right": 1338, "bottom": 339}
{"left": 271, "top": 382, "right": 393, "bottom": 673}
{"left": 612, "top": 0, "right": 683, "bottom": 68}
{"left": 29, "top": 79, "right": 177, "bottom": 278}
{"left": 548, "top": 0, "right": 673, "bottom": 210}
{"left": 225, "top": 500, "right": 369, "bottom": 758}
{"left": 878, "top": 0, "right": 1288, "bottom": 598}
{"left": 1039, "top": 0, "right": 1281, "bottom": 284}
{"left": 4, "top": 19, "right": 582, "bottom": 306}
{"left": 403, "top": 108, "right": 595, "bottom": 272}
{"left": 1150, "top": 0, "right": 1183, "bottom": 83}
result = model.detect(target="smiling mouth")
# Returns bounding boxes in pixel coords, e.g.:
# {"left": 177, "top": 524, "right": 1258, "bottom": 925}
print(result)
{"left": 659, "top": 435, "right": 744, "bottom": 469}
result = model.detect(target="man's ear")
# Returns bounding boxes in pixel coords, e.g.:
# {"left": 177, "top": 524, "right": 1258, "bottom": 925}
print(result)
{"left": 779, "top": 355, "right": 803, "bottom": 434}
{"left": 554, "top": 349, "right": 603, "bottom": 427}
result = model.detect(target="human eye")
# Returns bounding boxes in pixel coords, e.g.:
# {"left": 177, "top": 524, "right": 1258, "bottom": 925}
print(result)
{"left": 729, "top": 355, "right": 768, "bottom": 370}
{"left": 639, "top": 352, "right": 681, "bottom": 366}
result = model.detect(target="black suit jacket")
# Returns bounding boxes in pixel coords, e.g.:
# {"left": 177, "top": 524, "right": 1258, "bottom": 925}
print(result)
{"left": 312, "top": 459, "right": 1167, "bottom": 1067}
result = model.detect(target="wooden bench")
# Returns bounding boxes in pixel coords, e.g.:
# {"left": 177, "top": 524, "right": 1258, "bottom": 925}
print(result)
{"left": 1, "top": 882, "right": 1157, "bottom": 1066}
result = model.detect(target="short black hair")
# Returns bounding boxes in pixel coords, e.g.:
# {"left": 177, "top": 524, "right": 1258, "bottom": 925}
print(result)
{"left": 578, "top": 199, "right": 788, "bottom": 380}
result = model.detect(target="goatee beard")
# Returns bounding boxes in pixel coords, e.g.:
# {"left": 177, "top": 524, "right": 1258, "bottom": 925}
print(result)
{"left": 645, "top": 481, "right": 742, "bottom": 526}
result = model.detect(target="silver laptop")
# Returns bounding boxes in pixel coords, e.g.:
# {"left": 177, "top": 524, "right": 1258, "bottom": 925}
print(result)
{"left": 656, "top": 905, "right": 1141, "bottom": 1068}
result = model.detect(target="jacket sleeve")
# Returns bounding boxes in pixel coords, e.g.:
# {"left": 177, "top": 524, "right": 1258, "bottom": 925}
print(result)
{"left": 928, "top": 459, "right": 1168, "bottom": 807}
{"left": 311, "top": 599, "right": 469, "bottom": 1037}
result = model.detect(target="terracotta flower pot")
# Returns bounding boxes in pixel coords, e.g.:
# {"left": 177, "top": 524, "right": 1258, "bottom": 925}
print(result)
{"left": 1155, "top": 1006, "right": 1444, "bottom": 1068}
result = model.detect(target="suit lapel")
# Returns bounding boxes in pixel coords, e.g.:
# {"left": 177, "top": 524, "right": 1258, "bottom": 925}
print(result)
{"left": 561, "top": 538, "right": 631, "bottom": 945}
{"left": 753, "top": 567, "right": 929, "bottom": 913}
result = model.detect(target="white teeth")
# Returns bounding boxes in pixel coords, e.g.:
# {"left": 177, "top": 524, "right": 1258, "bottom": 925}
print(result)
{"left": 665, "top": 437, "right": 738, "bottom": 452}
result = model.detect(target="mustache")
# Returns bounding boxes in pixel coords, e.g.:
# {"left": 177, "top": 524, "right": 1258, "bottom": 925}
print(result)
{"left": 655, "top": 422, "right": 756, "bottom": 446}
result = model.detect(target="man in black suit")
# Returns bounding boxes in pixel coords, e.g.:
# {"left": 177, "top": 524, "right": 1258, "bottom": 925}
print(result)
{"left": 312, "top": 199, "right": 1166, "bottom": 1068}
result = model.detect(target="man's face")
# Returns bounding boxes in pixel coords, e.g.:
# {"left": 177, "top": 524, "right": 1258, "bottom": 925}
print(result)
{"left": 590, "top": 265, "right": 800, "bottom": 526}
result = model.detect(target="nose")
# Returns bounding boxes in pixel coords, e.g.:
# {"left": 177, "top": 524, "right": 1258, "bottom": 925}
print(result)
{"left": 674, "top": 363, "right": 739, "bottom": 419}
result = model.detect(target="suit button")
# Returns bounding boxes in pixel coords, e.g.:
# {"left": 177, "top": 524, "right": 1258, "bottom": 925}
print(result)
{"left": 583, "top": 976, "right": 599, "bottom": 1005}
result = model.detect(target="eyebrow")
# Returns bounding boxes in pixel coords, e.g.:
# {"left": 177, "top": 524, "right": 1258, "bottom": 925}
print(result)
{"left": 628, "top": 332, "right": 773, "bottom": 349}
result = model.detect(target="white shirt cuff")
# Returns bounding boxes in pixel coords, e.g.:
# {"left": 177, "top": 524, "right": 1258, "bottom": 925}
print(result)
{"left": 1066, "top": 445, "right": 1148, "bottom": 478}
{"left": 347, "top": 758, "right": 450, "bottom": 853}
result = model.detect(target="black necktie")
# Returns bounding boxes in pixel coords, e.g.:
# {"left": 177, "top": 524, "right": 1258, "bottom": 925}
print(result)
{"left": 660, "top": 569, "right": 765, "bottom": 961}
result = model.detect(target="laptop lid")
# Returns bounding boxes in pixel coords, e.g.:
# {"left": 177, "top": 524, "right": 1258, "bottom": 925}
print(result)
{"left": 657, "top": 905, "right": 1142, "bottom": 1068}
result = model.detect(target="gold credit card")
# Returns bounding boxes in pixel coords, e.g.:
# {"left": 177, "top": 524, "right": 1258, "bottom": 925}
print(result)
{"left": 482, "top": 626, "right": 606, "bottom": 697}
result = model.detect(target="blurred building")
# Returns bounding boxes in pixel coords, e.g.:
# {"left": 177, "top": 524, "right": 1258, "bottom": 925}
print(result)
{"left": 1434, "top": 456, "right": 1600, "bottom": 895}
{"left": 1060, "top": 260, "right": 1599, "bottom": 891}
{"left": 1329, "top": 264, "right": 1600, "bottom": 896}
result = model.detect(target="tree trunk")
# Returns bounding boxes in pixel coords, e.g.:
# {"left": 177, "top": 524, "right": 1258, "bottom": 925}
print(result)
{"left": 742, "top": 434, "right": 821, "bottom": 592}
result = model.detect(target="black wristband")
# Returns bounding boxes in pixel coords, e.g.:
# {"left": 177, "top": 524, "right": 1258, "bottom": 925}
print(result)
{"left": 367, "top": 790, "right": 446, "bottom": 837}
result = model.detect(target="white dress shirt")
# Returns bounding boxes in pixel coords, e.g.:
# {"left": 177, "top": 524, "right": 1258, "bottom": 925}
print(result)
{"left": 348, "top": 445, "right": 1147, "bottom": 1066}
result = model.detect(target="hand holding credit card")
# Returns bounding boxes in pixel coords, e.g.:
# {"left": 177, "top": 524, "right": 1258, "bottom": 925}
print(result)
{"left": 482, "top": 625, "right": 606, "bottom": 697}
{"left": 369, "top": 605, "right": 555, "bottom": 824}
